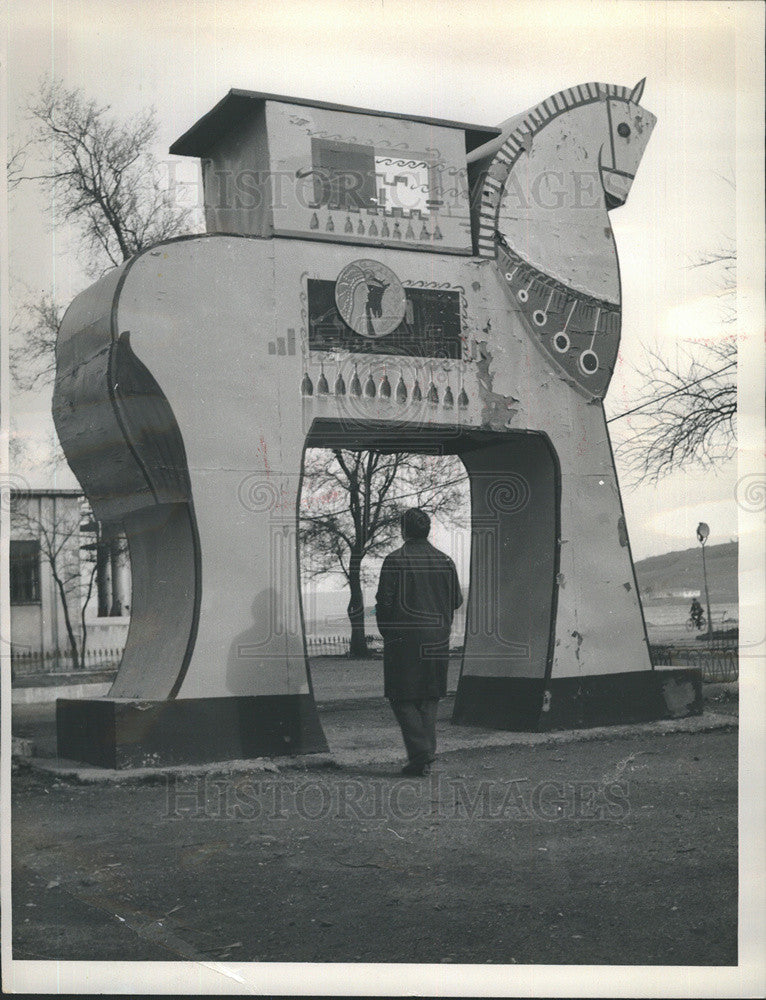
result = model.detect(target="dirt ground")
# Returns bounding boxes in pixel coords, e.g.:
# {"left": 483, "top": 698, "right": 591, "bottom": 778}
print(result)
{"left": 12, "top": 721, "right": 737, "bottom": 966}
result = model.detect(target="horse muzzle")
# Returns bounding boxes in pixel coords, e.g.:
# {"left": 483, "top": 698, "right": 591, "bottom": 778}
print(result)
{"left": 600, "top": 166, "right": 634, "bottom": 209}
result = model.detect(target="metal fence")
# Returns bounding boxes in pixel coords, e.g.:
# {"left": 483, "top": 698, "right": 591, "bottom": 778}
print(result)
{"left": 650, "top": 643, "right": 738, "bottom": 683}
{"left": 306, "top": 634, "right": 468, "bottom": 656}
{"left": 305, "top": 634, "right": 383, "bottom": 655}
{"left": 10, "top": 647, "right": 123, "bottom": 680}
{"left": 12, "top": 637, "right": 737, "bottom": 683}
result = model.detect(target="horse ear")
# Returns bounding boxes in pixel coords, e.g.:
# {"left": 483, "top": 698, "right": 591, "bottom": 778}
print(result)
{"left": 630, "top": 78, "right": 646, "bottom": 103}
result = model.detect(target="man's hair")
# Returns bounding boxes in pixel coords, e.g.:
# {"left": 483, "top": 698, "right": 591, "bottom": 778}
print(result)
{"left": 401, "top": 507, "right": 431, "bottom": 540}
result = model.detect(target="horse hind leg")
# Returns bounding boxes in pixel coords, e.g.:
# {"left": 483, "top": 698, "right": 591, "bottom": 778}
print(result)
{"left": 54, "top": 309, "right": 201, "bottom": 701}
{"left": 109, "top": 502, "right": 200, "bottom": 699}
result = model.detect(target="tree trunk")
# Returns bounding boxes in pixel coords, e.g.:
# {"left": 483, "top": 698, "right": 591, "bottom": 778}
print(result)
{"left": 53, "top": 574, "right": 83, "bottom": 670}
{"left": 96, "top": 537, "right": 110, "bottom": 617}
{"left": 80, "top": 562, "right": 98, "bottom": 674}
{"left": 347, "top": 551, "right": 368, "bottom": 658}
{"left": 109, "top": 536, "right": 124, "bottom": 616}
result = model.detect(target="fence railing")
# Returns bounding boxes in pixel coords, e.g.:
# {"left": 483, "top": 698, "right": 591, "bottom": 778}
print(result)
{"left": 650, "top": 644, "right": 738, "bottom": 683}
{"left": 11, "top": 637, "right": 740, "bottom": 682}
{"left": 10, "top": 647, "right": 123, "bottom": 680}
{"left": 305, "top": 634, "right": 469, "bottom": 656}
{"left": 305, "top": 634, "right": 383, "bottom": 655}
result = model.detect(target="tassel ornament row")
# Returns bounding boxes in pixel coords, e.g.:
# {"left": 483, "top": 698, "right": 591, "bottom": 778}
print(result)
{"left": 301, "top": 363, "right": 468, "bottom": 409}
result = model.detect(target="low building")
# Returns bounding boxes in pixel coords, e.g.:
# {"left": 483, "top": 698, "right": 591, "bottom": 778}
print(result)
{"left": 9, "top": 488, "right": 131, "bottom": 674}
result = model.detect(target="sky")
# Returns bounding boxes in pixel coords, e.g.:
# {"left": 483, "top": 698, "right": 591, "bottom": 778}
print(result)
{"left": 3, "top": 0, "right": 762, "bottom": 561}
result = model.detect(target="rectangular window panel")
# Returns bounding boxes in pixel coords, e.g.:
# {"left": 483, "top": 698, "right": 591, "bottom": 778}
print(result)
{"left": 10, "top": 540, "right": 41, "bottom": 605}
{"left": 311, "top": 139, "right": 377, "bottom": 211}
{"left": 308, "top": 279, "right": 462, "bottom": 359}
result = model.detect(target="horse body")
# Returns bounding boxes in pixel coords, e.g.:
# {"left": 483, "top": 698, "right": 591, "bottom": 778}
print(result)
{"left": 53, "top": 81, "right": 697, "bottom": 760}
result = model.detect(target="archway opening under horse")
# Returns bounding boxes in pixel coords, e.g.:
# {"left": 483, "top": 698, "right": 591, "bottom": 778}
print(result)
{"left": 298, "top": 419, "right": 560, "bottom": 733}
{"left": 297, "top": 440, "right": 472, "bottom": 708}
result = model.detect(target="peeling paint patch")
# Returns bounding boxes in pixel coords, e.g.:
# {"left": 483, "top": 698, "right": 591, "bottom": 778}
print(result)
{"left": 475, "top": 344, "right": 520, "bottom": 430}
{"left": 617, "top": 515, "right": 629, "bottom": 547}
{"left": 471, "top": 281, "right": 481, "bottom": 292}
{"left": 571, "top": 630, "right": 583, "bottom": 661}
{"left": 483, "top": 400, "right": 519, "bottom": 430}
{"left": 556, "top": 572, "right": 565, "bottom": 588}
{"left": 661, "top": 675, "right": 701, "bottom": 717}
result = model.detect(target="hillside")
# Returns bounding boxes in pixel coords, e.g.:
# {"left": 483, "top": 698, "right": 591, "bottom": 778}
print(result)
{"left": 304, "top": 542, "right": 738, "bottom": 632}
{"left": 633, "top": 541, "right": 738, "bottom": 604}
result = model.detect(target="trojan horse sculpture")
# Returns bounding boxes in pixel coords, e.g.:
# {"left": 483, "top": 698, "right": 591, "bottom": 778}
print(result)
{"left": 53, "top": 80, "right": 702, "bottom": 767}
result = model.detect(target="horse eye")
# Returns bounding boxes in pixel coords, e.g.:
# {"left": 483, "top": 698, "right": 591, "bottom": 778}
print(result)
{"left": 617, "top": 122, "right": 631, "bottom": 138}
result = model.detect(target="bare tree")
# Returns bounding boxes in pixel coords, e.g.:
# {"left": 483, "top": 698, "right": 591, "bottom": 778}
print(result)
{"left": 613, "top": 339, "right": 736, "bottom": 482}
{"left": 8, "top": 293, "right": 62, "bottom": 391}
{"left": 612, "top": 242, "right": 736, "bottom": 483}
{"left": 300, "top": 450, "right": 468, "bottom": 656}
{"left": 11, "top": 495, "right": 98, "bottom": 670}
{"left": 19, "top": 78, "right": 199, "bottom": 272}
{"left": 9, "top": 77, "right": 202, "bottom": 389}
{"left": 7, "top": 139, "right": 33, "bottom": 189}
{"left": 693, "top": 243, "right": 736, "bottom": 324}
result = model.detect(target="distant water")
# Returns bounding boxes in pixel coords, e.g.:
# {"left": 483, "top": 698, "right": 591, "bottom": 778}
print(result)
{"left": 302, "top": 587, "right": 467, "bottom": 640}
{"left": 641, "top": 601, "right": 737, "bottom": 646}
{"left": 641, "top": 602, "right": 737, "bottom": 628}
{"left": 303, "top": 588, "right": 737, "bottom": 643}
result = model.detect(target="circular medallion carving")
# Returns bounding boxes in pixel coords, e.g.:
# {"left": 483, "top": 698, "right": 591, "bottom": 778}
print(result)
{"left": 334, "top": 259, "right": 406, "bottom": 339}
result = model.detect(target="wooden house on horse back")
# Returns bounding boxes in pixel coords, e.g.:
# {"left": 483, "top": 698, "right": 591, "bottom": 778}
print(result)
{"left": 53, "top": 81, "right": 702, "bottom": 768}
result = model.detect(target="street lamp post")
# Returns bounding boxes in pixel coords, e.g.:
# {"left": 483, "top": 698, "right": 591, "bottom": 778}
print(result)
{"left": 696, "top": 522, "right": 713, "bottom": 640}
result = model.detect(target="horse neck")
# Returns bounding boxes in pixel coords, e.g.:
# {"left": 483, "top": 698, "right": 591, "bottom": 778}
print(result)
{"left": 496, "top": 102, "right": 620, "bottom": 305}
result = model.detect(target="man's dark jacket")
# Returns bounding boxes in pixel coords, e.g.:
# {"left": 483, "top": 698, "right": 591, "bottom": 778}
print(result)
{"left": 375, "top": 539, "right": 463, "bottom": 701}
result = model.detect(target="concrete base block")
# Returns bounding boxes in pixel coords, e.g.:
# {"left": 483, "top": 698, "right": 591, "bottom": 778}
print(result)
{"left": 452, "top": 668, "right": 703, "bottom": 731}
{"left": 56, "top": 694, "right": 328, "bottom": 769}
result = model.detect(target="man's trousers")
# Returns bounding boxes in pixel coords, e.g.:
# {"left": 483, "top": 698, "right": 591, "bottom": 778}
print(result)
{"left": 389, "top": 698, "right": 439, "bottom": 766}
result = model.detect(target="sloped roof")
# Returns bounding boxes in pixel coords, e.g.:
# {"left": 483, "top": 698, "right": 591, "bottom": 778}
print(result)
{"left": 170, "top": 88, "right": 501, "bottom": 157}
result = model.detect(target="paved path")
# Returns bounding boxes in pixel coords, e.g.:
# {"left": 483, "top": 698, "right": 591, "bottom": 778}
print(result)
{"left": 9, "top": 679, "right": 740, "bottom": 971}
{"left": 11, "top": 728, "right": 738, "bottom": 966}
{"left": 11, "top": 678, "right": 737, "bottom": 783}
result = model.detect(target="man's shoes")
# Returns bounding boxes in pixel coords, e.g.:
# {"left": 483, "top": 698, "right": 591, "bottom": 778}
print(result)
{"left": 401, "top": 762, "right": 431, "bottom": 777}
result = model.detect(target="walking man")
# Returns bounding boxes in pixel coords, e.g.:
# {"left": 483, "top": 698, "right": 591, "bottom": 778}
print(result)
{"left": 375, "top": 508, "right": 463, "bottom": 776}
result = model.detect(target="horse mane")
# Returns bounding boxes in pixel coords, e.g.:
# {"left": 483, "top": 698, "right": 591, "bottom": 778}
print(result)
{"left": 474, "top": 82, "right": 632, "bottom": 258}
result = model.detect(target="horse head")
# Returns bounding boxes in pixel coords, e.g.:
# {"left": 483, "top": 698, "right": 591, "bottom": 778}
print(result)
{"left": 471, "top": 80, "right": 656, "bottom": 399}
{"left": 599, "top": 78, "right": 657, "bottom": 209}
